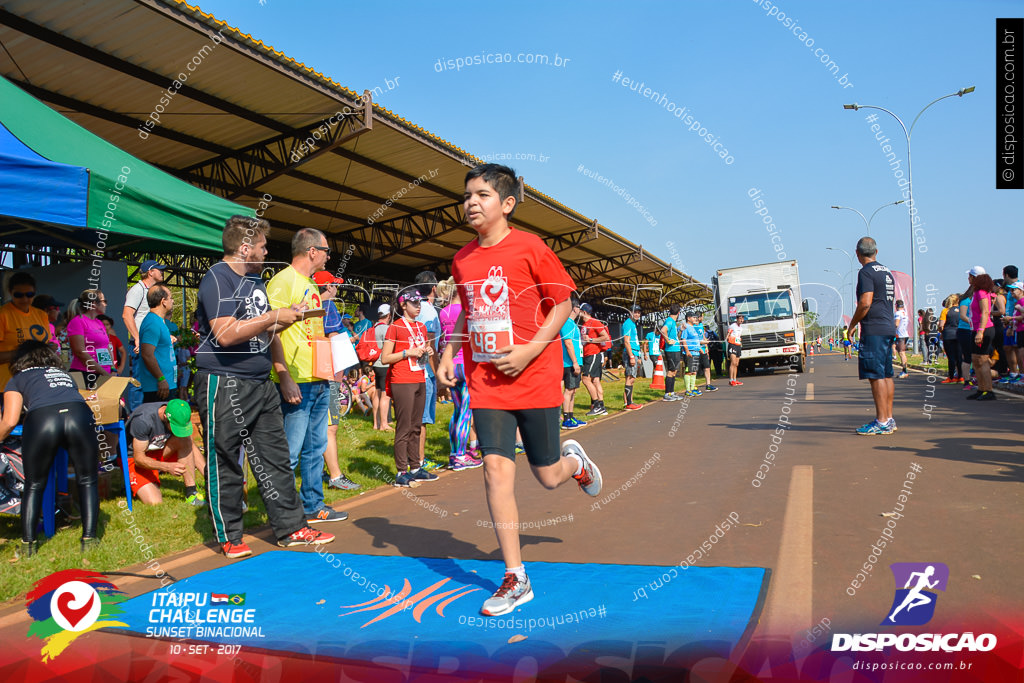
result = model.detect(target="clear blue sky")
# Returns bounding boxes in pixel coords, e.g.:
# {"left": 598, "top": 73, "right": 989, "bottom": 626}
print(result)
{"left": 196, "top": 0, "right": 1021, "bottom": 324}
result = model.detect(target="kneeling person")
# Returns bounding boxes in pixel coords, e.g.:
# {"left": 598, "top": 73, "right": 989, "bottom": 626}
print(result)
{"left": 127, "top": 399, "right": 206, "bottom": 505}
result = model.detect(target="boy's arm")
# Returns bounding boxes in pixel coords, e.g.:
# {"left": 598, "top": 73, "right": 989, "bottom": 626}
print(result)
{"left": 493, "top": 299, "right": 571, "bottom": 378}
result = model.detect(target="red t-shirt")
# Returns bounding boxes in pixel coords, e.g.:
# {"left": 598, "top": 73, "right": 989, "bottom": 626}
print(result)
{"left": 581, "top": 318, "right": 605, "bottom": 357}
{"left": 109, "top": 334, "right": 124, "bottom": 362}
{"left": 452, "top": 228, "right": 575, "bottom": 410}
{"left": 385, "top": 317, "right": 428, "bottom": 384}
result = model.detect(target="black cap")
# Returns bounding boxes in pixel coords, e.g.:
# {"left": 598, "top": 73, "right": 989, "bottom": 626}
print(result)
{"left": 631, "top": 305, "right": 642, "bottom": 313}
{"left": 32, "top": 294, "right": 64, "bottom": 310}
{"left": 580, "top": 303, "right": 593, "bottom": 314}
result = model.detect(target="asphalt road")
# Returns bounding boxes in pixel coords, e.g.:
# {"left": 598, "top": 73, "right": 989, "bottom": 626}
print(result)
{"left": 3, "top": 352, "right": 1020, "bottom": 679}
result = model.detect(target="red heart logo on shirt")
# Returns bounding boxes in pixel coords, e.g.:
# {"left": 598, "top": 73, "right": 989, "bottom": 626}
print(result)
{"left": 56, "top": 590, "right": 95, "bottom": 629}
{"left": 479, "top": 267, "right": 508, "bottom": 309}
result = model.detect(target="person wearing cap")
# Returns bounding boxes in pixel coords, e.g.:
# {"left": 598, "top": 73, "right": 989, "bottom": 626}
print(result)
{"left": 578, "top": 303, "right": 609, "bottom": 416}
{"left": 621, "top": 305, "right": 643, "bottom": 410}
{"left": 370, "top": 303, "right": 394, "bottom": 430}
{"left": 125, "top": 399, "right": 206, "bottom": 506}
{"left": 267, "top": 228, "right": 348, "bottom": 525}
{"left": 0, "top": 272, "right": 54, "bottom": 391}
{"left": 1, "top": 340, "right": 100, "bottom": 556}
{"left": 122, "top": 260, "right": 167, "bottom": 411}
{"left": 138, "top": 285, "right": 178, "bottom": 402}
{"left": 846, "top": 237, "right": 898, "bottom": 434}
{"left": 381, "top": 288, "right": 434, "bottom": 487}
{"left": 314, "top": 270, "right": 361, "bottom": 492}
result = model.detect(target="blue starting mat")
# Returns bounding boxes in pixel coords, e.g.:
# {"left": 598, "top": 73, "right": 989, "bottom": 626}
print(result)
{"left": 116, "top": 551, "right": 768, "bottom": 677}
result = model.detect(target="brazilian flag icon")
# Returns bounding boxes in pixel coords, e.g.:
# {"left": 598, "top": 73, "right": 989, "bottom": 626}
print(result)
{"left": 228, "top": 594, "right": 246, "bottom": 606}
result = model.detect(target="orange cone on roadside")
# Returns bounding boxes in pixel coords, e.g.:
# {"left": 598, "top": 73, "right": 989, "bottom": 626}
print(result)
{"left": 651, "top": 357, "right": 666, "bottom": 390}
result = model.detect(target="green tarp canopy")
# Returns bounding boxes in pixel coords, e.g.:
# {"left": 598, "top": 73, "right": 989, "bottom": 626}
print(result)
{"left": 0, "top": 74, "right": 251, "bottom": 253}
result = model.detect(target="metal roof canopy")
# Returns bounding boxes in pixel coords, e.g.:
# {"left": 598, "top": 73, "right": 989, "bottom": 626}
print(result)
{"left": 0, "top": 0, "right": 709, "bottom": 309}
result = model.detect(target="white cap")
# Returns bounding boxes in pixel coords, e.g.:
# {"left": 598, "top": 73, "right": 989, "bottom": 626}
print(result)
{"left": 967, "top": 266, "right": 987, "bottom": 277}
{"left": 377, "top": 303, "right": 391, "bottom": 316}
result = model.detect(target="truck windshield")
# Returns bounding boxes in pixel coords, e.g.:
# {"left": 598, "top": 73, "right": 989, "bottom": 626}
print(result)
{"left": 730, "top": 292, "right": 794, "bottom": 322}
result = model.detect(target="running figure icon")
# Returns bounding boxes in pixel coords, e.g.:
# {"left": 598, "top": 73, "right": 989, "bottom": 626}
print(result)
{"left": 887, "top": 565, "right": 939, "bottom": 623}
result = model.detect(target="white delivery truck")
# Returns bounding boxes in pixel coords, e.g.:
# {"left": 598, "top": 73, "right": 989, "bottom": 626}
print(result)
{"left": 712, "top": 260, "right": 808, "bottom": 374}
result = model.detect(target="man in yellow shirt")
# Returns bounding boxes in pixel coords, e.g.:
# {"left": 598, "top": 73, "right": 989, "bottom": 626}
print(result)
{"left": 268, "top": 228, "right": 347, "bottom": 525}
{"left": 0, "top": 272, "right": 52, "bottom": 389}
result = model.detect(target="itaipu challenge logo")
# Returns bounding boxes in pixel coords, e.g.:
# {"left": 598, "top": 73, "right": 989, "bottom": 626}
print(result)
{"left": 25, "top": 570, "right": 128, "bottom": 662}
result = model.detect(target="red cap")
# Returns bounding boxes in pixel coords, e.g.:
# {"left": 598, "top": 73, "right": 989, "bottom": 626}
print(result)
{"left": 313, "top": 271, "right": 344, "bottom": 286}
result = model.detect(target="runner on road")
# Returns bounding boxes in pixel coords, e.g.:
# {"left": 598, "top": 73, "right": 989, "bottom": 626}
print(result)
{"left": 727, "top": 313, "right": 744, "bottom": 386}
{"left": 438, "top": 164, "right": 602, "bottom": 618}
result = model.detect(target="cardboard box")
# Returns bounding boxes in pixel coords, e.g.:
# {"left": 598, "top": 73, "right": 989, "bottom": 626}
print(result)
{"left": 68, "top": 372, "right": 139, "bottom": 425}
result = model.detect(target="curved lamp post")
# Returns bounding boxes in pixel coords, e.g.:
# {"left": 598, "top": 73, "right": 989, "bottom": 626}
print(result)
{"left": 843, "top": 86, "right": 974, "bottom": 353}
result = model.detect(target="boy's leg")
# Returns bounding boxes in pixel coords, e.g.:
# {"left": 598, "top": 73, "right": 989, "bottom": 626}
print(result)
{"left": 474, "top": 408, "right": 522, "bottom": 565}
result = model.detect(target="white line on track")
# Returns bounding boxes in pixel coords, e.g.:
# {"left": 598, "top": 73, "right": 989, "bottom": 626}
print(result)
{"left": 759, "top": 465, "right": 814, "bottom": 638}
{"left": 805, "top": 383, "right": 814, "bottom": 400}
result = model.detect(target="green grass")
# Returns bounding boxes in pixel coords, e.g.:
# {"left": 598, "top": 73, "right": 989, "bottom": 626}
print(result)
{"left": 0, "top": 373, "right": 681, "bottom": 602}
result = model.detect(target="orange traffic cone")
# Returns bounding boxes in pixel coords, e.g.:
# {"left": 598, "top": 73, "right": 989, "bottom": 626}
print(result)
{"left": 651, "top": 357, "right": 666, "bottom": 390}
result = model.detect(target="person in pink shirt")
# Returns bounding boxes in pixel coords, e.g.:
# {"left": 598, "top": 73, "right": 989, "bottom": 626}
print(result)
{"left": 67, "top": 289, "right": 114, "bottom": 389}
{"left": 438, "top": 279, "right": 481, "bottom": 471}
{"left": 966, "top": 267, "right": 996, "bottom": 401}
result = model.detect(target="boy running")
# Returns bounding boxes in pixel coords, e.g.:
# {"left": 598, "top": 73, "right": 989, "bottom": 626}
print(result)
{"left": 439, "top": 164, "right": 602, "bottom": 617}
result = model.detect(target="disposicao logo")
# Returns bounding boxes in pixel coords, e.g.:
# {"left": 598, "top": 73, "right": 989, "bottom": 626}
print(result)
{"left": 884, "top": 562, "right": 948, "bottom": 626}
{"left": 25, "top": 570, "right": 128, "bottom": 662}
{"left": 832, "top": 562, "right": 996, "bottom": 653}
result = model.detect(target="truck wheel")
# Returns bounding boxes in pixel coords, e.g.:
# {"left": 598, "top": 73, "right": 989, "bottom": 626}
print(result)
{"left": 794, "top": 355, "right": 805, "bottom": 373}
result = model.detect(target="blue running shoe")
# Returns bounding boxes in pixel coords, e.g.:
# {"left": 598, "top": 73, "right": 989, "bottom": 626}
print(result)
{"left": 857, "top": 419, "right": 889, "bottom": 435}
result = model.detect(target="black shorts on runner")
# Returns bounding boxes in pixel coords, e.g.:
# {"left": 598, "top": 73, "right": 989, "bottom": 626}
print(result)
{"left": 970, "top": 328, "right": 996, "bottom": 356}
{"left": 727, "top": 343, "right": 742, "bottom": 357}
{"left": 582, "top": 353, "right": 603, "bottom": 378}
{"left": 373, "top": 366, "right": 387, "bottom": 392}
{"left": 685, "top": 352, "right": 700, "bottom": 374}
{"left": 473, "top": 407, "right": 561, "bottom": 467}
{"left": 698, "top": 352, "right": 711, "bottom": 371}
{"left": 562, "top": 366, "right": 581, "bottom": 390}
{"left": 663, "top": 350, "right": 681, "bottom": 372}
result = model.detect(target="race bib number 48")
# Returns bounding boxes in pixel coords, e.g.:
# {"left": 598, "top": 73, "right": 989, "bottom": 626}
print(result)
{"left": 469, "top": 319, "right": 513, "bottom": 362}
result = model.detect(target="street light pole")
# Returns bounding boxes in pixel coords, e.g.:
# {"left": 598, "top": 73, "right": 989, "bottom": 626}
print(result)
{"left": 826, "top": 246, "right": 856, "bottom": 318}
{"left": 830, "top": 201, "right": 905, "bottom": 236}
{"left": 843, "top": 86, "right": 974, "bottom": 355}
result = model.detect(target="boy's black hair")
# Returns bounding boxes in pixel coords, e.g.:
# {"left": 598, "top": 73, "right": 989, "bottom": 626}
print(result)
{"left": 10, "top": 340, "right": 62, "bottom": 374}
{"left": 669, "top": 303, "right": 681, "bottom": 315}
{"left": 97, "top": 314, "right": 115, "bottom": 325}
{"left": 1005, "top": 265, "right": 1019, "bottom": 279}
{"left": 465, "top": 164, "right": 520, "bottom": 219}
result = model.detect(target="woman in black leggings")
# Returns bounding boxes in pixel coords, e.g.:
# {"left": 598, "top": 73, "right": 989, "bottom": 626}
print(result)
{"left": 0, "top": 340, "right": 99, "bottom": 556}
